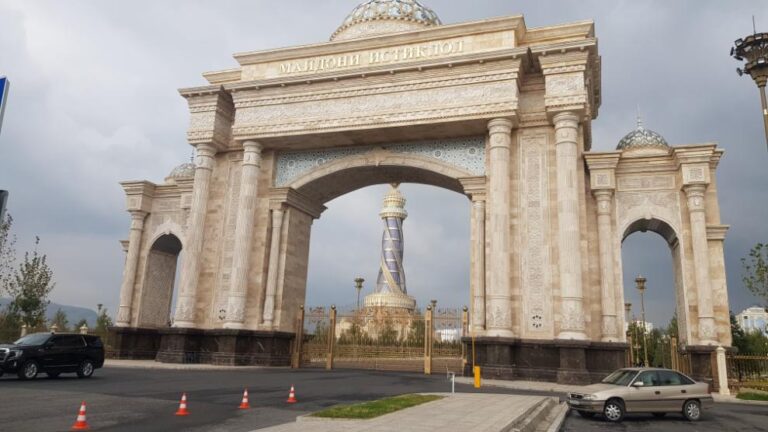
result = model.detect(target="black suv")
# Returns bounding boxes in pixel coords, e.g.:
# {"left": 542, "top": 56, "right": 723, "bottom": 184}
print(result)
{"left": 0, "top": 332, "right": 105, "bottom": 380}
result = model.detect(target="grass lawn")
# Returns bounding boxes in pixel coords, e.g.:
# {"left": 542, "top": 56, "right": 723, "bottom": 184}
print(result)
{"left": 311, "top": 394, "right": 444, "bottom": 419}
{"left": 737, "top": 392, "right": 768, "bottom": 401}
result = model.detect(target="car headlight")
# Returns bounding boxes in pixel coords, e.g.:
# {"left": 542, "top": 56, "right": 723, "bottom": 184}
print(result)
{"left": 582, "top": 394, "right": 598, "bottom": 401}
{"left": 9, "top": 350, "right": 23, "bottom": 358}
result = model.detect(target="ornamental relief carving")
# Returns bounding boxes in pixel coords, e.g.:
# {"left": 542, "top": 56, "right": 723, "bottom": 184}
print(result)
{"left": 617, "top": 175, "right": 675, "bottom": 191}
{"left": 487, "top": 304, "right": 511, "bottom": 329}
{"left": 274, "top": 136, "right": 485, "bottom": 186}
{"left": 545, "top": 73, "right": 584, "bottom": 96}
{"left": 561, "top": 300, "right": 586, "bottom": 331}
{"left": 234, "top": 81, "right": 517, "bottom": 135}
{"left": 616, "top": 191, "right": 682, "bottom": 237}
{"left": 520, "top": 134, "right": 551, "bottom": 332}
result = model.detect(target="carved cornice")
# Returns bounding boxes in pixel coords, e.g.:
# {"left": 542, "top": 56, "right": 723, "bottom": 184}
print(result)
{"left": 120, "top": 181, "right": 156, "bottom": 213}
{"left": 706, "top": 224, "right": 730, "bottom": 241}
{"left": 269, "top": 187, "right": 327, "bottom": 219}
{"left": 179, "top": 86, "right": 234, "bottom": 150}
{"left": 458, "top": 176, "right": 487, "bottom": 200}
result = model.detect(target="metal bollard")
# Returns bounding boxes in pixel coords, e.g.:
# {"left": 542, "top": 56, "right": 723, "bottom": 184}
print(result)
{"left": 473, "top": 366, "right": 481, "bottom": 388}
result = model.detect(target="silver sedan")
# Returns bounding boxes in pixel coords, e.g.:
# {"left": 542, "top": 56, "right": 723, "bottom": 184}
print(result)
{"left": 566, "top": 367, "right": 713, "bottom": 422}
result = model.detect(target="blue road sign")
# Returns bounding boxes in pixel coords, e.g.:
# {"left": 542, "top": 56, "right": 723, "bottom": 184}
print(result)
{"left": 0, "top": 76, "right": 9, "bottom": 136}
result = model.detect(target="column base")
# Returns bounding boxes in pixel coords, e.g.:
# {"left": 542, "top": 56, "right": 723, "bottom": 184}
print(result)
{"left": 172, "top": 321, "right": 196, "bottom": 329}
{"left": 156, "top": 328, "right": 294, "bottom": 366}
{"left": 485, "top": 328, "right": 515, "bottom": 338}
{"left": 557, "top": 331, "right": 588, "bottom": 341}
{"left": 108, "top": 327, "right": 162, "bottom": 360}
{"left": 223, "top": 322, "right": 245, "bottom": 330}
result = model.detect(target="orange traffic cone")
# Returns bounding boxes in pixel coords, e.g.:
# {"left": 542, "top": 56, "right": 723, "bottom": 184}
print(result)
{"left": 239, "top": 389, "right": 251, "bottom": 409}
{"left": 175, "top": 393, "right": 190, "bottom": 416}
{"left": 286, "top": 385, "right": 297, "bottom": 404}
{"left": 71, "top": 401, "right": 90, "bottom": 431}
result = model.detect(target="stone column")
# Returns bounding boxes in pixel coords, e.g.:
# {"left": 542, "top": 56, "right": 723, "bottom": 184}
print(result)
{"left": 116, "top": 210, "right": 147, "bottom": 327}
{"left": 684, "top": 184, "right": 717, "bottom": 345}
{"left": 223, "top": 141, "right": 263, "bottom": 329}
{"left": 173, "top": 143, "right": 217, "bottom": 328}
{"left": 262, "top": 207, "right": 285, "bottom": 328}
{"left": 471, "top": 197, "right": 486, "bottom": 332}
{"left": 485, "top": 118, "right": 514, "bottom": 337}
{"left": 554, "top": 112, "right": 587, "bottom": 340}
{"left": 594, "top": 190, "right": 618, "bottom": 341}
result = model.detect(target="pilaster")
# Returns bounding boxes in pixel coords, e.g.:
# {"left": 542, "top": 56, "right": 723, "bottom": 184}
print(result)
{"left": 460, "top": 176, "right": 487, "bottom": 333}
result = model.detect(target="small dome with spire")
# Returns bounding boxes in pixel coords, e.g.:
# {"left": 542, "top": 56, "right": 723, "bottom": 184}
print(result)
{"left": 617, "top": 117, "right": 670, "bottom": 154}
{"left": 332, "top": 0, "right": 441, "bottom": 41}
{"left": 166, "top": 162, "right": 195, "bottom": 183}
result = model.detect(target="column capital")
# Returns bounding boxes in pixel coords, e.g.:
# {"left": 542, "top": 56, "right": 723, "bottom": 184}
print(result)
{"left": 683, "top": 183, "right": 708, "bottom": 197}
{"left": 683, "top": 184, "right": 707, "bottom": 214}
{"left": 552, "top": 111, "right": 581, "bottom": 127}
{"left": 242, "top": 140, "right": 263, "bottom": 167}
{"left": 487, "top": 118, "right": 515, "bottom": 135}
{"left": 194, "top": 143, "right": 218, "bottom": 171}
{"left": 269, "top": 187, "right": 327, "bottom": 219}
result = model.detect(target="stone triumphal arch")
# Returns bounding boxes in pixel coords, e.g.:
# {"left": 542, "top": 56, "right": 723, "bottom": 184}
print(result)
{"left": 112, "top": 1, "right": 731, "bottom": 383}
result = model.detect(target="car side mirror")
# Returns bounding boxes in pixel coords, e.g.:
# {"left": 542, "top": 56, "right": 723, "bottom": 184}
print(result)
{"left": 632, "top": 381, "right": 645, "bottom": 387}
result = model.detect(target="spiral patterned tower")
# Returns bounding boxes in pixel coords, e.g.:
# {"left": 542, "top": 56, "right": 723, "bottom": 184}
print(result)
{"left": 364, "top": 184, "right": 417, "bottom": 310}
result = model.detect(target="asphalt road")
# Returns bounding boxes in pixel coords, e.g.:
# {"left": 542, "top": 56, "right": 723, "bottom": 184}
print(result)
{"left": 0, "top": 366, "right": 550, "bottom": 432}
{"left": 0, "top": 366, "right": 765, "bottom": 432}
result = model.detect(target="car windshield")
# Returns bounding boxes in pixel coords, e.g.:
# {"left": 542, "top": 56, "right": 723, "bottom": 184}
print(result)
{"left": 601, "top": 369, "right": 638, "bottom": 386}
{"left": 13, "top": 333, "right": 51, "bottom": 346}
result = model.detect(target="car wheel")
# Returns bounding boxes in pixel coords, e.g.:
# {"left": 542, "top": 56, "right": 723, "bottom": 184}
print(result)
{"left": 682, "top": 399, "right": 701, "bottom": 421}
{"left": 46, "top": 372, "right": 61, "bottom": 379}
{"left": 603, "top": 399, "right": 625, "bottom": 423}
{"left": 652, "top": 412, "right": 666, "bottom": 418}
{"left": 76, "top": 359, "right": 95, "bottom": 378}
{"left": 17, "top": 361, "right": 39, "bottom": 380}
{"left": 577, "top": 411, "right": 596, "bottom": 418}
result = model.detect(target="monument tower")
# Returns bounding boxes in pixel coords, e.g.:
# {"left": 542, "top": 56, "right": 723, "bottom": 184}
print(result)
{"left": 364, "top": 184, "right": 417, "bottom": 311}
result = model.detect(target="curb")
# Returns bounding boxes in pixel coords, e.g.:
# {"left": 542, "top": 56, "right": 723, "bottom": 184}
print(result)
{"left": 544, "top": 403, "right": 569, "bottom": 432}
{"left": 104, "top": 360, "right": 272, "bottom": 371}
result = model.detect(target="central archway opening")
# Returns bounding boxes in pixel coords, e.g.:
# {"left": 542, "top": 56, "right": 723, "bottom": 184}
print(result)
{"left": 285, "top": 160, "right": 476, "bottom": 372}
{"left": 621, "top": 218, "right": 685, "bottom": 368}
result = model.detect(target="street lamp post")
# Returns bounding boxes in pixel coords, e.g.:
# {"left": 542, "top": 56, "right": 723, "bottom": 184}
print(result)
{"left": 354, "top": 277, "right": 365, "bottom": 311}
{"left": 635, "top": 275, "right": 649, "bottom": 367}
{"left": 732, "top": 28, "right": 768, "bottom": 149}
{"left": 624, "top": 302, "right": 633, "bottom": 366}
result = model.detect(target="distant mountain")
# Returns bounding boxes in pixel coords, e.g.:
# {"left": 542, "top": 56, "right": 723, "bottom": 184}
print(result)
{"left": 0, "top": 298, "right": 98, "bottom": 328}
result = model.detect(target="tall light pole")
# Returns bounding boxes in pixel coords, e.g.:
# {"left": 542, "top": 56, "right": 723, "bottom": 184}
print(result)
{"left": 732, "top": 24, "right": 768, "bottom": 149}
{"left": 635, "top": 275, "right": 649, "bottom": 367}
{"left": 354, "top": 277, "right": 365, "bottom": 311}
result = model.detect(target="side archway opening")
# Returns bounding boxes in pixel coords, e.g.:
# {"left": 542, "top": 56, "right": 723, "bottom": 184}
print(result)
{"left": 137, "top": 234, "right": 183, "bottom": 328}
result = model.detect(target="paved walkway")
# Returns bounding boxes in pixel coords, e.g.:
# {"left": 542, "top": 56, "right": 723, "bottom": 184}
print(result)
{"left": 455, "top": 377, "right": 580, "bottom": 394}
{"left": 252, "top": 393, "right": 548, "bottom": 432}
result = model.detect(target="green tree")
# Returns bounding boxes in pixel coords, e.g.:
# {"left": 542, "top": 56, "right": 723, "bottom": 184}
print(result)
{"left": 742, "top": 243, "right": 768, "bottom": 306}
{"left": 50, "top": 308, "right": 69, "bottom": 332}
{"left": 95, "top": 304, "right": 113, "bottom": 346}
{"left": 6, "top": 237, "right": 55, "bottom": 329}
{"left": 0, "top": 213, "right": 16, "bottom": 294}
{"left": 731, "top": 311, "right": 748, "bottom": 353}
{"left": 666, "top": 313, "right": 679, "bottom": 340}
{"left": 74, "top": 318, "right": 89, "bottom": 331}
{"left": 0, "top": 311, "right": 20, "bottom": 343}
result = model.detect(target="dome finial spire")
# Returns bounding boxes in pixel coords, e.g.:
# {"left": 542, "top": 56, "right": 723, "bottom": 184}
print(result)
{"left": 636, "top": 105, "right": 644, "bottom": 130}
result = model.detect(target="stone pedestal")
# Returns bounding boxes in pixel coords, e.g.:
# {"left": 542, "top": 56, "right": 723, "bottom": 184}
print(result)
{"left": 466, "top": 337, "right": 628, "bottom": 384}
{"left": 109, "top": 327, "right": 162, "bottom": 360}
{"left": 155, "top": 328, "right": 294, "bottom": 366}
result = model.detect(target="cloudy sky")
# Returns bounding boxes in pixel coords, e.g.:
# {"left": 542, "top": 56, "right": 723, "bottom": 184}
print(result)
{"left": 1, "top": 0, "right": 767, "bottom": 328}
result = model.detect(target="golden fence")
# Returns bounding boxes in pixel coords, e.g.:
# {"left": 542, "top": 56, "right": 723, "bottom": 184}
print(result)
{"left": 294, "top": 304, "right": 467, "bottom": 374}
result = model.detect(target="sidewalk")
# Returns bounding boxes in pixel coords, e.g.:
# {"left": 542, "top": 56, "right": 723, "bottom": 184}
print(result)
{"left": 454, "top": 377, "right": 580, "bottom": 394}
{"left": 104, "top": 359, "right": 274, "bottom": 371}
{"left": 252, "top": 393, "right": 556, "bottom": 432}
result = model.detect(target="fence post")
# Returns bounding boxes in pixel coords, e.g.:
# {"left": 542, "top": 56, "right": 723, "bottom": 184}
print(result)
{"left": 326, "top": 305, "right": 337, "bottom": 370}
{"left": 50, "top": 324, "right": 58, "bottom": 334}
{"left": 292, "top": 306, "right": 305, "bottom": 369}
{"left": 627, "top": 334, "right": 634, "bottom": 367}
{"left": 461, "top": 306, "right": 469, "bottom": 371}
{"left": 424, "top": 305, "right": 433, "bottom": 375}
{"left": 79, "top": 324, "right": 89, "bottom": 335}
{"left": 715, "top": 346, "right": 730, "bottom": 395}
{"left": 20, "top": 324, "right": 28, "bottom": 338}
{"left": 670, "top": 337, "right": 679, "bottom": 371}
{"left": 710, "top": 349, "right": 719, "bottom": 393}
